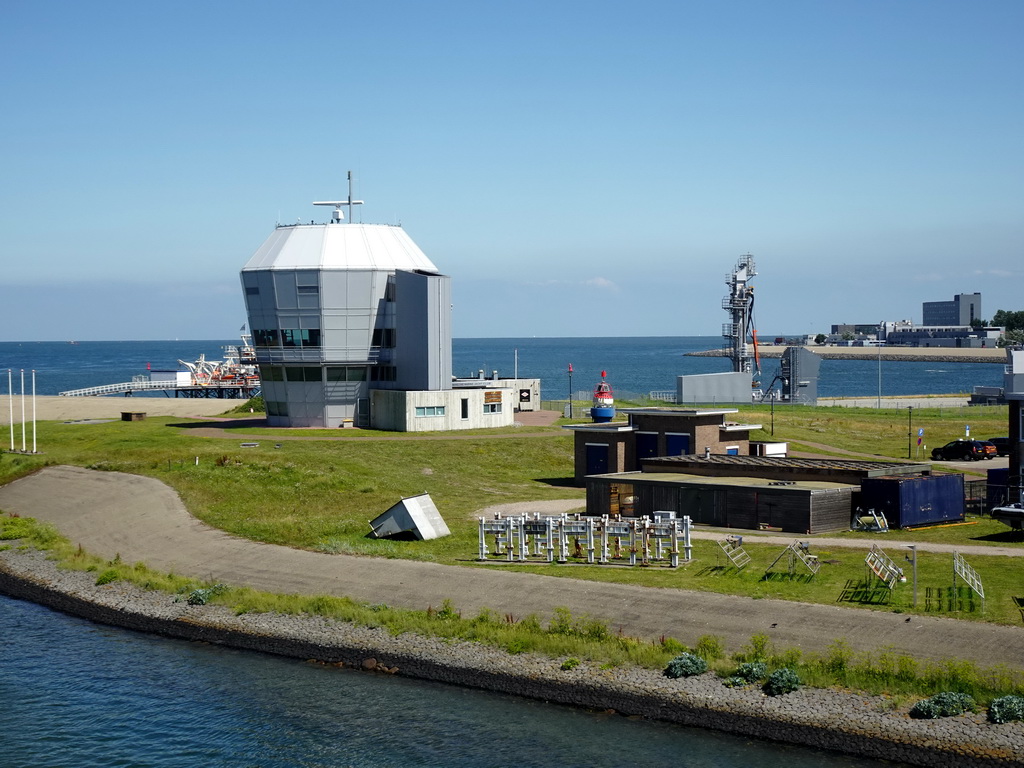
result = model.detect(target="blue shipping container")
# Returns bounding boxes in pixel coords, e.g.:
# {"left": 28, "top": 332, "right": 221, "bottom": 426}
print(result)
{"left": 859, "top": 474, "right": 965, "bottom": 529}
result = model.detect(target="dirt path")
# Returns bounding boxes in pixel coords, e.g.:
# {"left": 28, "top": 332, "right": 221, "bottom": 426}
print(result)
{"left": 2, "top": 466, "right": 1022, "bottom": 669}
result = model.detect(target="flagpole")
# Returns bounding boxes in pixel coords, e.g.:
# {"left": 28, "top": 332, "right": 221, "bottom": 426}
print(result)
{"left": 7, "top": 369, "right": 13, "bottom": 451}
{"left": 20, "top": 369, "right": 26, "bottom": 452}
{"left": 32, "top": 369, "right": 37, "bottom": 454}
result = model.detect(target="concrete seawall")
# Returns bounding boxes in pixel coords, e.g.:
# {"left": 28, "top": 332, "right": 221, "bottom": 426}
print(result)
{"left": 2, "top": 548, "right": 1020, "bottom": 767}
{"left": 687, "top": 346, "right": 1005, "bottom": 365}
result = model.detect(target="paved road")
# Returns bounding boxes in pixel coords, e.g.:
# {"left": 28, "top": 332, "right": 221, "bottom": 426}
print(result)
{"left": 2, "top": 466, "right": 1022, "bottom": 669}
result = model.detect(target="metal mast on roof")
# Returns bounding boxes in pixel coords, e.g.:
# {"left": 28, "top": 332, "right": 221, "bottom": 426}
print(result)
{"left": 313, "top": 170, "right": 364, "bottom": 223}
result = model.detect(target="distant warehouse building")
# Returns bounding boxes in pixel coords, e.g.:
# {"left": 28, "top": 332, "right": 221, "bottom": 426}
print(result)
{"left": 922, "top": 292, "right": 981, "bottom": 327}
{"left": 240, "top": 190, "right": 516, "bottom": 431}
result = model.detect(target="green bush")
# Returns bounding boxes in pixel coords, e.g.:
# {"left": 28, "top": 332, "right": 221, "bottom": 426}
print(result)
{"left": 94, "top": 569, "right": 119, "bottom": 586}
{"left": 560, "top": 657, "right": 581, "bottom": 671}
{"left": 660, "top": 637, "right": 687, "bottom": 655}
{"left": 740, "top": 633, "right": 772, "bottom": 662}
{"left": 764, "top": 667, "right": 801, "bottom": 696}
{"left": 664, "top": 653, "right": 708, "bottom": 679}
{"left": 186, "top": 583, "right": 227, "bottom": 606}
{"left": 988, "top": 695, "right": 1024, "bottom": 724}
{"left": 722, "top": 676, "right": 747, "bottom": 688}
{"left": 694, "top": 634, "right": 725, "bottom": 661}
{"left": 736, "top": 661, "right": 768, "bottom": 683}
{"left": 909, "top": 691, "right": 976, "bottom": 719}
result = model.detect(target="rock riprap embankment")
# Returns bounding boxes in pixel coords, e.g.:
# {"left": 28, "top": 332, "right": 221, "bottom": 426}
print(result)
{"left": 0, "top": 547, "right": 1021, "bottom": 767}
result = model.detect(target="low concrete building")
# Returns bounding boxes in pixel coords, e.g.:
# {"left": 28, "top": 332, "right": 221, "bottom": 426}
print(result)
{"left": 452, "top": 372, "right": 542, "bottom": 413}
{"left": 676, "top": 371, "right": 752, "bottom": 405}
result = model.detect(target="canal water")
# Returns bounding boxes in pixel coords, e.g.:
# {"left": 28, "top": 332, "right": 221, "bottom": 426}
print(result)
{"left": 0, "top": 594, "right": 907, "bottom": 768}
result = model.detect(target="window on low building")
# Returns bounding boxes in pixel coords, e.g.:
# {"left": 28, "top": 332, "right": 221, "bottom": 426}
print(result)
{"left": 415, "top": 406, "right": 446, "bottom": 417}
{"left": 483, "top": 403, "right": 502, "bottom": 414}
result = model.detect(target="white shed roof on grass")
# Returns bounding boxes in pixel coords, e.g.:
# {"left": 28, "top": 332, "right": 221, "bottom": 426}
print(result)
{"left": 242, "top": 223, "right": 439, "bottom": 273}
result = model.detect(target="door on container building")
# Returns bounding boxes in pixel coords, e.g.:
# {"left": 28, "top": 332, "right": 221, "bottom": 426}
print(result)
{"left": 666, "top": 432, "right": 690, "bottom": 456}
{"left": 635, "top": 432, "right": 659, "bottom": 467}
{"left": 679, "top": 488, "right": 722, "bottom": 526}
{"left": 585, "top": 443, "right": 610, "bottom": 475}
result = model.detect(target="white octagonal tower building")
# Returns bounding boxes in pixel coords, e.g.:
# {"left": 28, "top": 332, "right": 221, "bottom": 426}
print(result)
{"left": 241, "top": 186, "right": 511, "bottom": 431}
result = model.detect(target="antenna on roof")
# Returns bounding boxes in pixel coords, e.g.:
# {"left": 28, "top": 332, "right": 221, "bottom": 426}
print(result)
{"left": 313, "top": 170, "right": 363, "bottom": 223}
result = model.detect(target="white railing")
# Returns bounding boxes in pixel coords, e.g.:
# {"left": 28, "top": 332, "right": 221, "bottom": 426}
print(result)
{"left": 59, "top": 379, "right": 258, "bottom": 397}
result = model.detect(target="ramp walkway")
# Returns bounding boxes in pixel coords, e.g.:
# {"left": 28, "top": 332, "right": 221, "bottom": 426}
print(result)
{"left": 1, "top": 465, "right": 1022, "bottom": 669}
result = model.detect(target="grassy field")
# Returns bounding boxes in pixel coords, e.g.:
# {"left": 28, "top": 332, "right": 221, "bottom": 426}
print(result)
{"left": 0, "top": 400, "right": 1020, "bottom": 625}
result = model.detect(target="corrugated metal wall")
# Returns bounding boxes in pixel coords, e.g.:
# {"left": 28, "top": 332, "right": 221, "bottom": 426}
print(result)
{"left": 587, "top": 478, "right": 853, "bottom": 533}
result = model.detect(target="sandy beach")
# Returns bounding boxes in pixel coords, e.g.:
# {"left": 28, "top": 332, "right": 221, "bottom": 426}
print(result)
{"left": 0, "top": 395, "right": 242, "bottom": 425}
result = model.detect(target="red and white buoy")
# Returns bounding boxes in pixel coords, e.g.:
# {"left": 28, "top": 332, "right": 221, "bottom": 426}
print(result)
{"left": 590, "top": 370, "right": 615, "bottom": 422}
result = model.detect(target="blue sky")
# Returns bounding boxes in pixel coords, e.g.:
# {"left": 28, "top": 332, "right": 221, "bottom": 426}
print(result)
{"left": 2, "top": 0, "right": 1021, "bottom": 340}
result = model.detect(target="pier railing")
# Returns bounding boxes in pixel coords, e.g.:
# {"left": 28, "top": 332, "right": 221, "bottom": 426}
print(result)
{"left": 60, "top": 380, "right": 258, "bottom": 398}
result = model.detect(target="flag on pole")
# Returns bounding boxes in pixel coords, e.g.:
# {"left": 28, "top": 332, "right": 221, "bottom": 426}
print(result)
{"left": 568, "top": 363, "right": 573, "bottom": 373}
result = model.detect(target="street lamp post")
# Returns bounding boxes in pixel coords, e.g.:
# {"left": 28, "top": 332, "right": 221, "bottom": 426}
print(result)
{"left": 567, "top": 363, "right": 573, "bottom": 419}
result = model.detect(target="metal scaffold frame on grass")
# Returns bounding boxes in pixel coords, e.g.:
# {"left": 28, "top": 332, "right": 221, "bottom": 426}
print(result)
{"left": 717, "top": 535, "right": 751, "bottom": 570}
{"left": 952, "top": 551, "right": 985, "bottom": 613}
{"left": 765, "top": 541, "right": 821, "bottom": 578}
{"left": 864, "top": 544, "right": 904, "bottom": 590}
{"left": 478, "top": 513, "right": 693, "bottom": 568}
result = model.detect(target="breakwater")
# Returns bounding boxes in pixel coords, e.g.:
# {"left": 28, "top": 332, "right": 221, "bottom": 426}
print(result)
{"left": 1, "top": 548, "right": 1020, "bottom": 767}
{"left": 687, "top": 346, "right": 1005, "bottom": 364}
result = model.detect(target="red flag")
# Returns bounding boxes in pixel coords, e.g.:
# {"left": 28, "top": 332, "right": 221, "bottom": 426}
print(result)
{"left": 568, "top": 363, "right": 573, "bottom": 373}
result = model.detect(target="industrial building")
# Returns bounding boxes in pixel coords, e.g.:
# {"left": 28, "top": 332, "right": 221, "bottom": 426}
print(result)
{"left": 922, "top": 292, "right": 982, "bottom": 327}
{"left": 564, "top": 408, "right": 762, "bottom": 483}
{"left": 583, "top": 455, "right": 954, "bottom": 534}
{"left": 240, "top": 183, "right": 515, "bottom": 430}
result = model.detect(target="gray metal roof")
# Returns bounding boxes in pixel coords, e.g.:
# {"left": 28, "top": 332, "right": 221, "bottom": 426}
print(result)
{"left": 643, "top": 454, "right": 929, "bottom": 476}
{"left": 588, "top": 471, "right": 856, "bottom": 491}
{"left": 242, "top": 223, "right": 439, "bottom": 273}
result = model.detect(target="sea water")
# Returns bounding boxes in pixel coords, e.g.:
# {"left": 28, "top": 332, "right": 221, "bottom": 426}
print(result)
{"left": 0, "top": 595, "right": 905, "bottom": 768}
{"left": 0, "top": 336, "right": 1006, "bottom": 399}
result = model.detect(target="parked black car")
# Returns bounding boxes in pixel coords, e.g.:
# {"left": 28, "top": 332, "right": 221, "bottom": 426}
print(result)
{"left": 986, "top": 437, "right": 1011, "bottom": 457}
{"left": 930, "top": 439, "right": 997, "bottom": 461}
